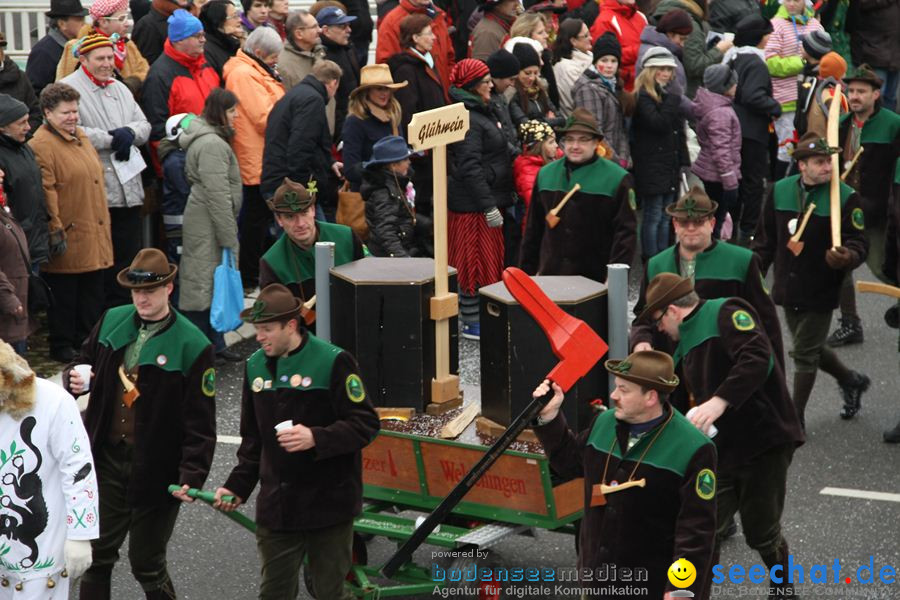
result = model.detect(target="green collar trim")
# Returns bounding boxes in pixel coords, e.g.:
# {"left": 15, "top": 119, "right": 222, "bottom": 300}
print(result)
{"left": 262, "top": 222, "right": 355, "bottom": 285}
{"left": 647, "top": 242, "right": 752, "bottom": 283}
{"left": 98, "top": 305, "right": 210, "bottom": 373}
{"left": 773, "top": 175, "right": 854, "bottom": 216}
{"left": 245, "top": 333, "right": 342, "bottom": 393}
{"left": 672, "top": 299, "right": 728, "bottom": 365}
{"left": 585, "top": 407, "right": 712, "bottom": 478}
{"left": 535, "top": 155, "right": 628, "bottom": 198}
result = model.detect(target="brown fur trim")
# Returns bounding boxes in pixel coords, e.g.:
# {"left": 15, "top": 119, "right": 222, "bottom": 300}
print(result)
{"left": 0, "top": 340, "right": 36, "bottom": 419}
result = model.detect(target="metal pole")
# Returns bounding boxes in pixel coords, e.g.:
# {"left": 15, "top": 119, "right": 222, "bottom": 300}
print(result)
{"left": 606, "top": 263, "right": 630, "bottom": 393}
{"left": 315, "top": 242, "right": 335, "bottom": 342}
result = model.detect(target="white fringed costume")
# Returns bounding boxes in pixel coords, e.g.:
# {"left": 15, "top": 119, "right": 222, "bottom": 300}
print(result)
{"left": 0, "top": 345, "right": 98, "bottom": 599}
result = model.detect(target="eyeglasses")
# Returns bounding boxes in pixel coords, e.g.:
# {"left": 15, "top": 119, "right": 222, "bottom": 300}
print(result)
{"left": 190, "top": 32, "right": 207, "bottom": 40}
{"left": 103, "top": 13, "right": 132, "bottom": 23}
{"left": 126, "top": 270, "right": 167, "bottom": 284}
{"left": 651, "top": 306, "right": 669, "bottom": 329}
{"left": 325, "top": 23, "right": 352, "bottom": 30}
{"left": 297, "top": 24, "right": 320, "bottom": 30}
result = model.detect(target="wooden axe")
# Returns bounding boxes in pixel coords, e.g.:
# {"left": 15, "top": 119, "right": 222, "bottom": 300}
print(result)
{"left": 857, "top": 281, "right": 900, "bottom": 299}
{"left": 301, "top": 295, "right": 316, "bottom": 326}
{"left": 381, "top": 267, "right": 608, "bottom": 579}
{"left": 841, "top": 146, "right": 864, "bottom": 182}
{"left": 545, "top": 183, "right": 581, "bottom": 229}
{"left": 827, "top": 84, "right": 842, "bottom": 248}
{"left": 786, "top": 202, "right": 816, "bottom": 256}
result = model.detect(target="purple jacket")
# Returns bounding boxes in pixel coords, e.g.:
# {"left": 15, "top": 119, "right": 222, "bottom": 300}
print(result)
{"left": 691, "top": 87, "right": 742, "bottom": 190}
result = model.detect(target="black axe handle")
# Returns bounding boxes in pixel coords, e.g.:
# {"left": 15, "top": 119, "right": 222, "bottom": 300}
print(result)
{"left": 380, "top": 390, "right": 552, "bottom": 578}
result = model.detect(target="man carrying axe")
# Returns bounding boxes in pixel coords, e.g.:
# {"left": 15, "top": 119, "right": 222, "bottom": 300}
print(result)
{"left": 259, "top": 178, "right": 365, "bottom": 328}
{"left": 520, "top": 107, "right": 636, "bottom": 283}
{"left": 828, "top": 65, "right": 900, "bottom": 346}
{"left": 632, "top": 186, "right": 784, "bottom": 370}
{"left": 63, "top": 248, "right": 218, "bottom": 599}
{"left": 640, "top": 273, "right": 804, "bottom": 599}
{"left": 532, "top": 350, "right": 717, "bottom": 600}
{"left": 752, "top": 132, "right": 870, "bottom": 424}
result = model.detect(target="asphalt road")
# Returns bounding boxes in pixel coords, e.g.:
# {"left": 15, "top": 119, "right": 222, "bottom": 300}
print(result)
{"left": 87, "top": 263, "right": 900, "bottom": 600}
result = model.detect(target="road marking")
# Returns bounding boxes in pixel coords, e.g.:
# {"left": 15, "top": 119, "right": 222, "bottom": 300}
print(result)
{"left": 218, "top": 435, "right": 241, "bottom": 445}
{"left": 820, "top": 487, "right": 900, "bottom": 503}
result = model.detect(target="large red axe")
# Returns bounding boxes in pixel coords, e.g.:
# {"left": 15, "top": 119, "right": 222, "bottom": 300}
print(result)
{"left": 381, "top": 267, "right": 608, "bottom": 578}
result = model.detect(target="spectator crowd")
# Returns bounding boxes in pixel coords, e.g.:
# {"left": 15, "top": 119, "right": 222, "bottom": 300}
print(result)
{"left": 0, "top": 0, "right": 898, "bottom": 418}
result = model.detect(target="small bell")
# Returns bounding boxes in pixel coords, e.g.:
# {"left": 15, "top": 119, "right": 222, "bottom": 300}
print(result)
{"left": 47, "top": 577, "right": 56, "bottom": 588}
{"left": 14, "top": 581, "right": 22, "bottom": 591}
{"left": 1, "top": 578, "right": 8, "bottom": 587}
{"left": 61, "top": 569, "right": 68, "bottom": 578}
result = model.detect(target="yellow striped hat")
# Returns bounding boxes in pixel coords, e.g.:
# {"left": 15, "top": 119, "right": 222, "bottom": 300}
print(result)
{"left": 74, "top": 33, "right": 114, "bottom": 57}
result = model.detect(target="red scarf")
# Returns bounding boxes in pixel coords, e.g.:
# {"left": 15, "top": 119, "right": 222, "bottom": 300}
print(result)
{"left": 82, "top": 65, "right": 114, "bottom": 88}
{"left": 163, "top": 39, "right": 207, "bottom": 75}
{"left": 484, "top": 11, "right": 513, "bottom": 32}
{"left": 96, "top": 26, "right": 129, "bottom": 71}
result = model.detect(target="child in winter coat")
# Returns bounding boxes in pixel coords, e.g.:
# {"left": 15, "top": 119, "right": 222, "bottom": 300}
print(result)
{"left": 361, "top": 136, "right": 422, "bottom": 257}
{"left": 513, "top": 120, "right": 561, "bottom": 233}
{"left": 765, "top": 0, "right": 823, "bottom": 175}
{"left": 692, "top": 64, "right": 742, "bottom": 240}
{"left": 572, "top": 32, "right": 631, "bottom": 168}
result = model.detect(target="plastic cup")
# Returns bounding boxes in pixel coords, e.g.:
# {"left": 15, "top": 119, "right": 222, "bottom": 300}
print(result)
{"left": 274, "top": 420, "right": 293, "bottom": 434}
{"left": 686, "top": 407, "right": 718, "bottom": 438}
{"left": 73, "top": 364, "right": 92, "bottom": 392}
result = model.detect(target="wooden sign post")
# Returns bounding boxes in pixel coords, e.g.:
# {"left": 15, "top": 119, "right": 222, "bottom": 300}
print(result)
{"left": 408, "top": 103, "right": 470, "bottom": 408}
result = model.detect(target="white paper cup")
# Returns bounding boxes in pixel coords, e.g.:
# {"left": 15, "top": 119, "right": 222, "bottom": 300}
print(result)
{"left": 73, "top": 364, "right": 92, "bottom": 392}
{"left": 274, "top": 420, "right": 293, "bottom": 433}
{"left": 686, "top": 407, "right": 718, "bottom": 438}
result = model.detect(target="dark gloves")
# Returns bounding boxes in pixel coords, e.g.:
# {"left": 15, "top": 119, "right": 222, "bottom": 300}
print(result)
{"left": 825, "top": 246, "right": 856, "bottom": 270}
{"left": 49, "top": 228, "right": 67, "bottom": 257}
{"left": 108, "top": 127, "right": 136, "bottom": 161}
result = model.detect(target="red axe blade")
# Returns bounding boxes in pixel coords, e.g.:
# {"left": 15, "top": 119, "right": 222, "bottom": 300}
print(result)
{"left": 502, "top": 267, "right": 608, "bottom": 391}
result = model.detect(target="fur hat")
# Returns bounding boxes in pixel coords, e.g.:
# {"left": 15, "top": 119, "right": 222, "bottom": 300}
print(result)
{"left": 0, "top": 340, "right": 36, "bottom": 419}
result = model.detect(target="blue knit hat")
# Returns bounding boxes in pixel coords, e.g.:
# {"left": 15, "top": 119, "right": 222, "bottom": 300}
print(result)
{"left": 168, "top": 9, "right": 203, "bottom": 43}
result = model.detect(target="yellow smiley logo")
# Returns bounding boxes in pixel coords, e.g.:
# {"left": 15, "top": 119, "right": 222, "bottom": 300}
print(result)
{"left": 668, "top": 558, "right": 696, "bottom": 589}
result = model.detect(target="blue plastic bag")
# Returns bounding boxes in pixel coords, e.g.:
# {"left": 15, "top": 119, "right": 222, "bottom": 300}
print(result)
{"left": 211, "top": 248, "right": 243, "bottom": 333}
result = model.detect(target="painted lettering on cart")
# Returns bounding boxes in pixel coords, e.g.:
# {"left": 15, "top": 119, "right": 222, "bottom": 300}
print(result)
{"left": 438, "top": 461, "right": 527, "bottom": 498}
{"left": 363, "top": 450, "right": 398, "bottom": 477}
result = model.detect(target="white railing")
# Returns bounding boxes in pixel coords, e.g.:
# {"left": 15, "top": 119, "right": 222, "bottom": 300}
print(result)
{"left": 1, "top": 2, "right": 378, "bottom": 67}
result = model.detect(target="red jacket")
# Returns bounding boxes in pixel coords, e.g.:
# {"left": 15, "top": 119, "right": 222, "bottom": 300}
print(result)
{"left": 590, "top": 0, "right": 648, "bottom": 91}
{"left": 376, "top": 0, "right": 455, "bottom": 91}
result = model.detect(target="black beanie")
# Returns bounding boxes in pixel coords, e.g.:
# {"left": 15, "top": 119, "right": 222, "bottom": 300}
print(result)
{"left": 0, "top": 94, "right": 28, "bottom": 127}
{"left": 592, "top": 31, "right": 621, "bottom": 62}
{"left": 511, "top": 42, "right": 541, "bottom": 71}
{"left": 486, "top": 49, "right": 521, "bottom": 79}
{"left": 734, "top": 14, "right": 773, "bottom": 48}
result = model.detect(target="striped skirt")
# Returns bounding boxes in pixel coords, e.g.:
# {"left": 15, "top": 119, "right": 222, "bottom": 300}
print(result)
{"left": 448, "top": 211, "right": 504, "bottom": 296}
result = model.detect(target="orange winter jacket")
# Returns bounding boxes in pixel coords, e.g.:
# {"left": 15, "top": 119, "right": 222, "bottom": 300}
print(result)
{"left": 223, "top": 49, "right": 286, "bottom": 185}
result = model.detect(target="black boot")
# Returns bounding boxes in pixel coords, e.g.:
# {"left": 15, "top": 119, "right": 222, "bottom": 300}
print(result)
{"left": 762, "top": 541, "right": 799, "bottom": 599}
{"left": 826, "top": 316, "right": 863, "bottom": 346}
{"left": 792, "top": 372, "right": 817, "bottom": 431}
{"left": 79, "top": 579, "right": 112, "bottom": 600}
{"left": 145, "top": 579, "right": 176, "bottom": 600}
{"left": 838, "top": 371, "right": 870, "bottom": 419}
{"left": 884, "top": 420, "right": 900, "bottom": 443}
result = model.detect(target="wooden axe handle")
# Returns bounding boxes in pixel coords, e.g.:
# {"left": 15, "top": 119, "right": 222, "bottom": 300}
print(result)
{"left": 789, "top": 202, "right": 817, "bottom": 243}
{"left": 827, "top": 84, "right": 842, "bottom": 248}
{"left": 841, "top": 146, "right": 864, "bottom": 182}
{"left": 549, "top": 183, "right": 582, "bottom": 217}
{"left": 599, "top": 478, "right": 647, "bottom": 494}
{"left": 856, "top": 281, "right": 900, "bottom": 299}
{"left": 303, "top": 295, "right": 316, "bottom": 310}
